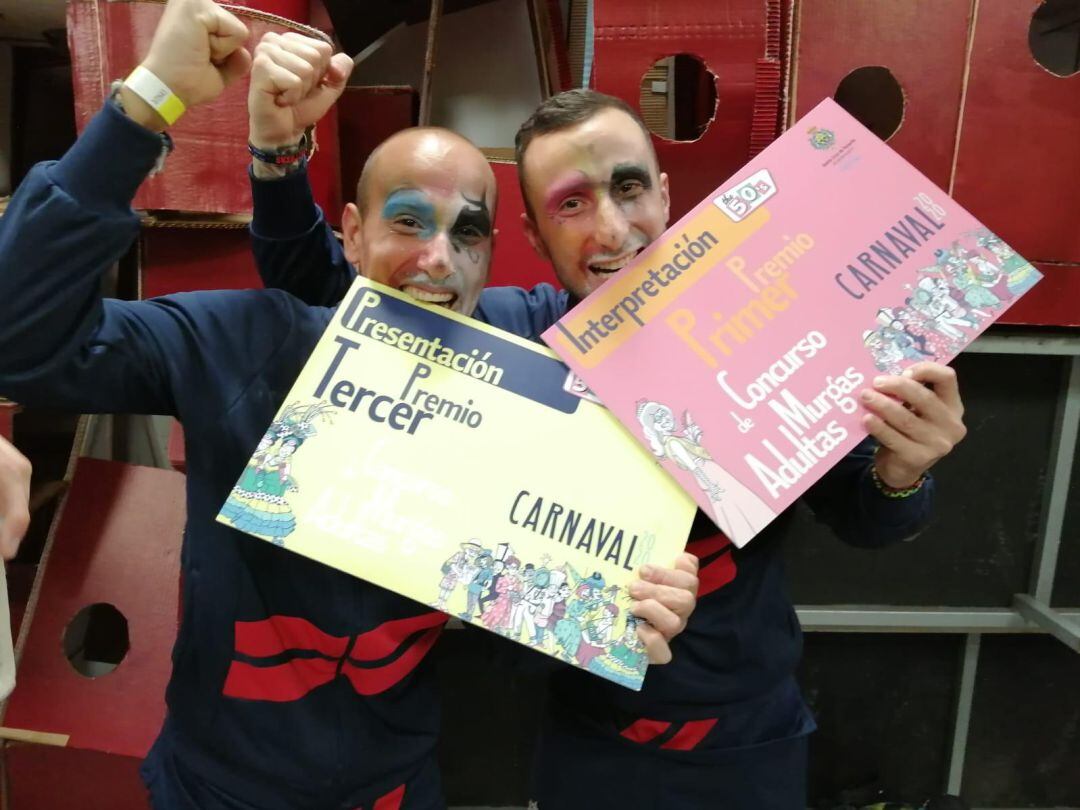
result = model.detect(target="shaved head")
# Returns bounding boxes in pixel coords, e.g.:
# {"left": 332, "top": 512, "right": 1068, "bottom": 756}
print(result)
{"left": 356, "top": 127, "right": 498, "bottom": 215}
{"left": 341, "top": 126, "right": 499, "bottom": 317}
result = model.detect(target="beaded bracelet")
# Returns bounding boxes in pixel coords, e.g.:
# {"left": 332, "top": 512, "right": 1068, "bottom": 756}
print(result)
{"left": 248, "top": 126, "right": 317, "bottom": 166}
{"left": 870, "top": 450, "right": 927, "bottom": 499}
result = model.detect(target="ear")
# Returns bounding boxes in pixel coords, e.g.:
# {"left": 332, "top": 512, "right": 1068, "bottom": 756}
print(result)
{"left": 341, "top": 202, "right": 365, "bottom": 267}
{"left": 659, "top": 171, "right": 671, "bottom": 224}
{"left": 521, "top": 212, "right": 551, "bottom": 262}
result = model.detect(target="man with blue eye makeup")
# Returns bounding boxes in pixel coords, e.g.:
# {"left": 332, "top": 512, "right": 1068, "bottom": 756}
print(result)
{"left": 338, "top": 130, "right": 493, "bottom": 315}
{"left": 250, "top": 36, "right": 968, "bottom": 810}
{"left": 248, "top": 32, "right": 497, "bottom": 318}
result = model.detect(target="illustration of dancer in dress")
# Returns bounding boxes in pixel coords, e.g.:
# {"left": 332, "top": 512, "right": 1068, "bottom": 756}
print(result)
{"left": 540, "top": 579, "right": 571, "bottom": 654}
{"left": 554, "top": 570, "right": 606, "bottom": 662}
{"left": 220, "top": 402, "right": 333, "bottom": 545}
{"left": 636, "top": 401, "right": 776, "bottom": 545}
{"left": 588, "top": 616, "right": 649, "bottom": 688}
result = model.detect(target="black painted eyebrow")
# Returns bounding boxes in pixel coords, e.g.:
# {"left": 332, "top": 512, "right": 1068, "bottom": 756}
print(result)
{"left": 611, "top": 163, "right": 653, "bottom": 190}
{"left": 451, "top": 195, "right": 492, "bottom": 237}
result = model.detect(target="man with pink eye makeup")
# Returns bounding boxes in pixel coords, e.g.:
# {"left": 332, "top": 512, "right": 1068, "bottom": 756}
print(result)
{"left": 516, "top": 103, "right": 670, "bottom": 301}
{"left": 514, "top": 90, "right": 964, "bottom": 810}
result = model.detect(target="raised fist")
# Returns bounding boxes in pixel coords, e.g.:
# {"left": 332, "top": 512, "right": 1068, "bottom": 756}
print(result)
{"left": 248, "top": 31, "right": 355, "bottom": 149}
{"left": 139, "top": 0, "right": 252, "bottom": 112}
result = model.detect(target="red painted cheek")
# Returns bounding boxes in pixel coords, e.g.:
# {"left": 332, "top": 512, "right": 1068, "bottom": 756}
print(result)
{"left": 368, "top": 243, "right": 424, "bottom": 287}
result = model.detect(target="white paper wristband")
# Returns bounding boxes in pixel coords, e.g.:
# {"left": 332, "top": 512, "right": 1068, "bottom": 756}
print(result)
{"left": 123, "top": 65, "right": 186, "bottom": 126}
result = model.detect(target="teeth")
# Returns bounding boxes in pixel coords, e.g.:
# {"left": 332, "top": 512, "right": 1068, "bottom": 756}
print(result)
{"left": 588, "top": 251, "right": 640, "bottom": 272}
{"left": 402, "top": 285, "right": 455, "bottom": 304}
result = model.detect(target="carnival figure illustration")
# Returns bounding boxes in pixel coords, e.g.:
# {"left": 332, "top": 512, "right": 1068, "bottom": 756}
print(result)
{"left": 531, "top": 567, "right": 566, "bottom": 650}
{"left": 893, "top": 304, "right": 964, "bottom": 357}
{"left": 220, "top": 402, "right": 334, "bottom": 545}
{"left": 576, "top": 603, "right": 620, "bottom": 668}
{"left": 510, "top": 561, "right": 548, "bottom": 644}
{"left": 482, "top": 554, "right": 522, "bottom": 633}
{"left": 875, "top": 308, "right": 935, "bottom": 360}
{"left": 461, "top": 550, "right": 495, "bottom": 621}
{"left": 436, "top": 541, "right": 482, "bottom": 611}
{"left": 430, "top": 544, "right": 647, "bottom": 684}
{"left": 636, "top": 401, "right": 776, "bottom": 545}
{"left": 589, "top": 615, "right": 649, "bottom": 688}
{"left": 933, "top": 246, "right": 1000, "bottom": 315}
{"left": 554, "top": 569, "right": 608, "bottom": 662}
{"left": 538, "top": 578, "right": 572, "bottom": 653}
{"left": 862, "top": 328, "right": 906, "bottom": 374}
{"left": 975, "top": 229, "right": 1040, "bottom": 295}
{"left": 905, "top": 276, "right": 979, "bottom": 340}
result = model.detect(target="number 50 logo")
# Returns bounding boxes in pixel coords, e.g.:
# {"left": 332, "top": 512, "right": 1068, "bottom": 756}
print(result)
{"left": 713, "top": 169, "right": 777, "bottom": 223}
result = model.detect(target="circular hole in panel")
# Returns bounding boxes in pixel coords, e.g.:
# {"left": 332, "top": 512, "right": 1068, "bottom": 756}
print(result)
{"left": 639, "top": 54, "right": 718, "bottom": 142}
{"left": 63, "top": 602, "right": 129, "bottom": 677}
{"left": 1030, "top": 0, "right": 1080, "bottom": 77}
{"left": 834, "top": 66, "right": 906, "bottom": 141}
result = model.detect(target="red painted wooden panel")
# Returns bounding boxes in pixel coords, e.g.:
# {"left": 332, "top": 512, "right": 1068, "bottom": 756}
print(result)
{"left": 953, "top": 0, "right": 1080, "bottom": 268}
{"left": 337, "top": 86, "right": 418, "bottom": 209}
{"left": 139, "top": 227, "right": 260, "bottom": 299}
{"left": 3, "top": 459, "right": 184, "bottom": 758}
{"left": 998, "top": 263, "right": 1080, "bottom": 327}
{"left": 791, "top": 0, "right": 972, "bottom": 189}
{"left": 5, "top": 744, "right": 147, "bottom": 810}
{"left": 67, "top": 0, "right": 341, "bottom": 221}
{"left": 592, "top": 0, "right": 781, "bottom": 220}
{"left": 489, "top": 161, "right": 558, "bottom": 290}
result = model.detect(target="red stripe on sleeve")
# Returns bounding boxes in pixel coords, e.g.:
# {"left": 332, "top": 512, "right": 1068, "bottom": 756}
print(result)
{"left": 222, "top": 657, "right": 338, "bottom": 702}
{"left": 697, "top": 552, "right": 737, "bottom": 597}
{"left": 660, "top": 718, "right": 719, "bottom": 751}
{"left": 233, "top": 615, "right": 349, "bottom": 659}
{"left": 350, "top": 612, "right": 448, "bottom": 663}
{"left": 373, "top": 784, "right": 406, "bottom": 810}
{"left": 619, "top": 718, "right": 671, "bottom": 744}
{"left": 686, "top": 533, "right": 731, "bottom": 560}
{"left": 342, "top": 626, "right": 444, "bottom": 695}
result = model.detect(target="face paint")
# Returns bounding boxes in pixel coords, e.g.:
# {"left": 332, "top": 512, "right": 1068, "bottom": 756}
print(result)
{"left": 450, "top": 194, "right": 493, "bottom": 265}
{"left": 359, "top": 184, "right": 493, "bottom": 317}
{"left": 451, "top": 195, "right": 492, "bottom": 244}
{"left": 610, "top": 163, "right": 653, "bottom": 196}
{"left": 522, "top": 108, "right": 670, "bottom": 299}
{"left": 544, "top": 173, "right": 592, "bottom": 219}
{"left": 382, "top": 189, "right": 438, "bottom": 240}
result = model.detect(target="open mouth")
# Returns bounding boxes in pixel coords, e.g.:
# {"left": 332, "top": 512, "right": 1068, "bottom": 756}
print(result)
{"left": 400, "top": 284, "right": 458, "bottom": 309}
{"left": 587, "top": 247, "right": 645, "bottom": 277}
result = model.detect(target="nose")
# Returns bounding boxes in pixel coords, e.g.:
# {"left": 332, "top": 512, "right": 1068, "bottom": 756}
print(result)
{"left": 593, "top": 194, "right": 629, "bottom": 253}
{"left": 417, "top": 233, "right": 454, "bottom": 280}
